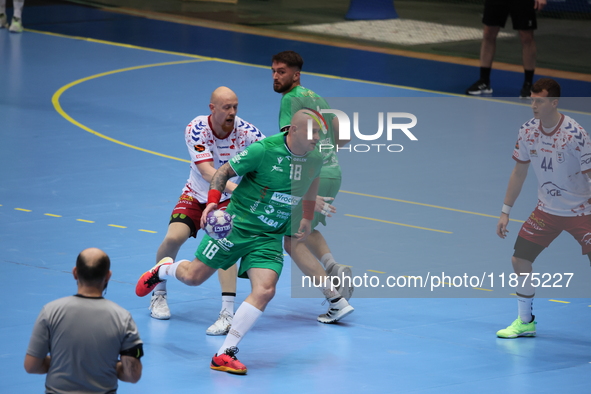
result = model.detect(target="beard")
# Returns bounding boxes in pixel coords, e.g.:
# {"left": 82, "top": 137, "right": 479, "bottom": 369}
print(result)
{"left": 273, "top": 81, "right": 290, "bottom": 93}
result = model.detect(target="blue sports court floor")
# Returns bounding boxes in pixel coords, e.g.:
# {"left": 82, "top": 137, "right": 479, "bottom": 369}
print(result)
{"left": 2, "top": 2, "right": 591, "bottom": 393}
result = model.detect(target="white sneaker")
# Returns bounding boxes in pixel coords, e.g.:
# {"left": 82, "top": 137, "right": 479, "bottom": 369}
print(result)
{"left": 149, "top": 291, "right": 171, "bottom": 320}
{"left": 9, "top": 17, "right": 23, "bottom": 33}
{"left": 317, "top": 297, "right": 354, "bottom": 324}
{"left": 327, "top": 263, "right": 354, "bottom": 301}
{"left": 0, "top": 14, "right": 8, "bottom": 28}
{"left": 206, "top": 309, "right": 233, "bottom": 336}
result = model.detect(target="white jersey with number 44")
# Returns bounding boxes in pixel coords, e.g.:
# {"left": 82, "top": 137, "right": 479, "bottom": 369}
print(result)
{"left": 513, "top": 114, "right": 591, "bottom": 217}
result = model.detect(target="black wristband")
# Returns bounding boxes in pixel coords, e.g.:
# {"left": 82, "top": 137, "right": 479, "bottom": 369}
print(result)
{"left": 120, "top": 343, "right": 144, "bottom": 359}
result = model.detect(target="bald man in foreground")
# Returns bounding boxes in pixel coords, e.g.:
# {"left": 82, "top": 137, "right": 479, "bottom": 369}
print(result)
{"left": 25, "top": 248, "right": 143, "bottom": 393}
{"left": 135, "top": 109, "right": 354, "bottom": 374}
{"left": 148, "top": 86, "right": 265, "bottom": 336}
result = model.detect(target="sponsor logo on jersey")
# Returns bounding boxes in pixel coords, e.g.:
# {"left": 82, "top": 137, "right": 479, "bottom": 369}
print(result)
{"left": 277, "top": 157, "right": 284, "bottom": 164}
{"left": 194, "top": 144, "right": 206, "bottom": 152}
{"left": 220, "top": 152, "right": 231, "bottom": 156}
{"left": 582, "top": 232, "right": 591, "bottom": 246}
{"left": 276, "top": 210, "right": 290, "bottom": 219}
{"left": 581, "top": 153, "right": 591, "bottom": 165}
{"left": 271, "top": 165, "right": 283, "bottom": 172}
{"left": 541, "top": 181, "right": 567, "bottom": 197}
{"left": 271, "top": 192, "right": 301, "bottom": 206}
{"left": 264, "top": 205, "right": 275, "bottom": 214}
{"left": 195, "top": 153, "right": 210, "bottom": 159}
{"left": 250, "top": 201, "right": 260, "bottom": 213}
{"left": 557, "top": 152, "right": 565, "bottom": 163}
{"left": 530, "top": 149, "right": 537, "bottom": 157}
{"left": 292, "top": 157, "right": 308, "bottom": 162}
{"left": 541, "top": 148, "right": 553, "bottom": 154}
{"left": 257, "top": 215, "right": 279, "bottom": 228}
{"left": 515, "top": 141, "right": 520, "bottom": 150}
{"left": 218, "top": 238, "right": 235, "bottom": 251}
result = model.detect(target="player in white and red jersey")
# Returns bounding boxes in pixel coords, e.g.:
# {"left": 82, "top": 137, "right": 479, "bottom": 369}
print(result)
{"left": 496, "top": 78, "right": 591, "bottom": 338}
{"left": 149, "top": 87, "right": 264, "bottom": 335}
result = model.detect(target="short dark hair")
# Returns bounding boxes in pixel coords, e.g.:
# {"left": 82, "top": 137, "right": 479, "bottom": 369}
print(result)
{"left": 532, "top": 78, "right": 561, "bottom": 99}
{"left": 272, "top": 51, "right": 304, "bottom": 70}
{"left": 76, "top": 250, "right": 110, "bottom": 285}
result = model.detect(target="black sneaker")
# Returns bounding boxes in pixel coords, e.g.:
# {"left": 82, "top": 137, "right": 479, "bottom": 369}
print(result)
{"left": 466, "top": 80, "right": 493, "bottom": 95}
{"left": 520, "top": 82, "right": 532, "bottom": 98}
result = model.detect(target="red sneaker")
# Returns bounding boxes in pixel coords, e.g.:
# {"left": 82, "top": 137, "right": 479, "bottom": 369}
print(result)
{"left": 210, "top": 346, "right": 247, "bottom": 375}
{"left": 135, "top": 257, "right": 173, "bottom": 297}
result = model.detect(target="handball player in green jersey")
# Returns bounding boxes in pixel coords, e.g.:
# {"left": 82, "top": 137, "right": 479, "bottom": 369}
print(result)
{"left": 135, "top": 109, "right": 354, "bottom": 374}
{"left": 272, "top": 50, "right": 354, "bottom": 301}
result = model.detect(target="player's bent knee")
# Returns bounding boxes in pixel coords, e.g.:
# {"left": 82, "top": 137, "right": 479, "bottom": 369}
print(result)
{"left": 513, "top": 236, "right": 544, "bottom": 263}
{"left": 253, "top": 285, "right": 276, "bottom": 304}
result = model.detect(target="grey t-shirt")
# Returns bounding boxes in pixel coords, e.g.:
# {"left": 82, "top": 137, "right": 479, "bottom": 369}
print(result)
{"left": 27, "top": 295, "right": 142, "bottom": 394}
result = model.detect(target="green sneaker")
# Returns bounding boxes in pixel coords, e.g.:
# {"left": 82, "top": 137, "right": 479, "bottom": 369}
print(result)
{"left": 496, "top": 316, "right": 536, "bottom": 338}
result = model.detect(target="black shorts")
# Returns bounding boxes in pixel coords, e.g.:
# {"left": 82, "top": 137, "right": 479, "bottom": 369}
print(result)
{"left": 483, "top": 0, "right": 537, "bottom": 30}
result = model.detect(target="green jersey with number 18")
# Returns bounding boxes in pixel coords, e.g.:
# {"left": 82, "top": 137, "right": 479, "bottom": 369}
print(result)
{"left": 227, "top": 132, "right": 323, "bottom": 235}
{"left": 279, "top": 85, "right": 341, "bottom": 179}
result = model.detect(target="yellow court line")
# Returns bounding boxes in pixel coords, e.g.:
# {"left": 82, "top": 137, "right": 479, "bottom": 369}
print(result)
{"left": 139, "top": 229, "right": 157, "bottom": 233}
{"left": 36, "top": 27, "right": 591, "bottom": 117}
{"left": 549, "top": 299, "right": 570, "bottom": 304}
{"left": 108, "top": 224, "right": 127, "bottom": 229}
{"left": 340, "top": 190, "right": 525, "bottom": 223}
{"left": 367, "top": 270, "right": 386, "bottom": 274}
{"left": 345, "top": 214, "right": 452, "bottom": 234}
{"left": 44, "top": 213, "right": 62, "bottom": 217}
{"left": 472, "top": 287, "right": 493, "bottom": 292}
{"left": 15, "top": 208, "right": 32, "bottom": 212}
{"left": 76, "top": 219, "right": 95, "bottom": 223}
{"left": 51, "top": 59, "right": 206, "bottom": 163}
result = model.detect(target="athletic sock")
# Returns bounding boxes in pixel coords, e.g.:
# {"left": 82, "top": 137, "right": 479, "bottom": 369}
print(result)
{"left": 159, "top": 261, "right": 181, "bottom": 280}
{"left": 13, "top": 0, "right": 23, "bottom": 19}
{"left": 517, "top": 296, "right": 534, "bottom": 323}
{"left": 320, "top": 253, "right": 337, "bottom": 271}
{"left": 221, "top": 293, "right": 236, "bottom": 314}
{"left": 479, "top": 67, "right": 492, "bottom": 84}
{"left": 217, "top": 301, "right": 262, "bottom": 356}
{"left": 154, "top": 281, "right": 167, "bottom": 292}
{"left": 524, "top": 69, "right": 535, "bottom": 84}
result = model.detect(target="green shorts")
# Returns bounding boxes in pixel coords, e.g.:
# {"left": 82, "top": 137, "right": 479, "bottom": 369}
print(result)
{"left": 195, "top": 226, "right": 284, "bottom": 279}
{"left": 289, "top": 177, "right": 341, "bottom": 235}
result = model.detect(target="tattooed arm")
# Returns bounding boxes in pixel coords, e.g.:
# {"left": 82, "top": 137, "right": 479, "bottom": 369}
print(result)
{"left": 201, "top": 163, "right": 238, "bottom": 229}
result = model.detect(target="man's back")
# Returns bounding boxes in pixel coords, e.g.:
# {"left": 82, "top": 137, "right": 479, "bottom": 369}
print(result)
{"left": 27, "top": 295, "right": 142, "bottom": 394}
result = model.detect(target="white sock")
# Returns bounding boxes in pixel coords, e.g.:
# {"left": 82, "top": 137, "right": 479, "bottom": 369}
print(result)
{"left": 154, "top": 281, "right": 167, "bottom": 292}
{"left": 517, "top": 296, "right": 534, "bottom": 323}
{"left": 217, "top": 301, "right": 262, "bottom": 356}
{"left": 13, "top": 0, "right": 24, "bottom": 19}
{"left": 159, "top": 261, "right": 181, "bottom": 280}
{"left": 322, "top": 286, "right": 340, "bottom": 301}
{"left": 320, "top": 253, "right": 337, "bottom": 271}
{"left": 221, "top": 293, "right": 236, "bottom": 314}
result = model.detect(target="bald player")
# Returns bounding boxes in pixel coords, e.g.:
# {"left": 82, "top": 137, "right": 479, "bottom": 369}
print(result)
{"left": 136, "top": 109, "right": 353, "bottom": 374}
{"left": 148, "top": 87, "right": 265, "bottom": 337}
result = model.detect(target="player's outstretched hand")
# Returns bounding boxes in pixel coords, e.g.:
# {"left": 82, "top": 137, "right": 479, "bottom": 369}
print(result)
{"left": 294, "top": 219, "right": 312, "bottom": 241}
{"left": 315, "top": 196, "right": 336, "bottom": 217}
{"left": 496, "top": 214, "right": 510, "bottom": 239}
{"left": 201, "top": 202, "right": 218, "bottom": 229}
